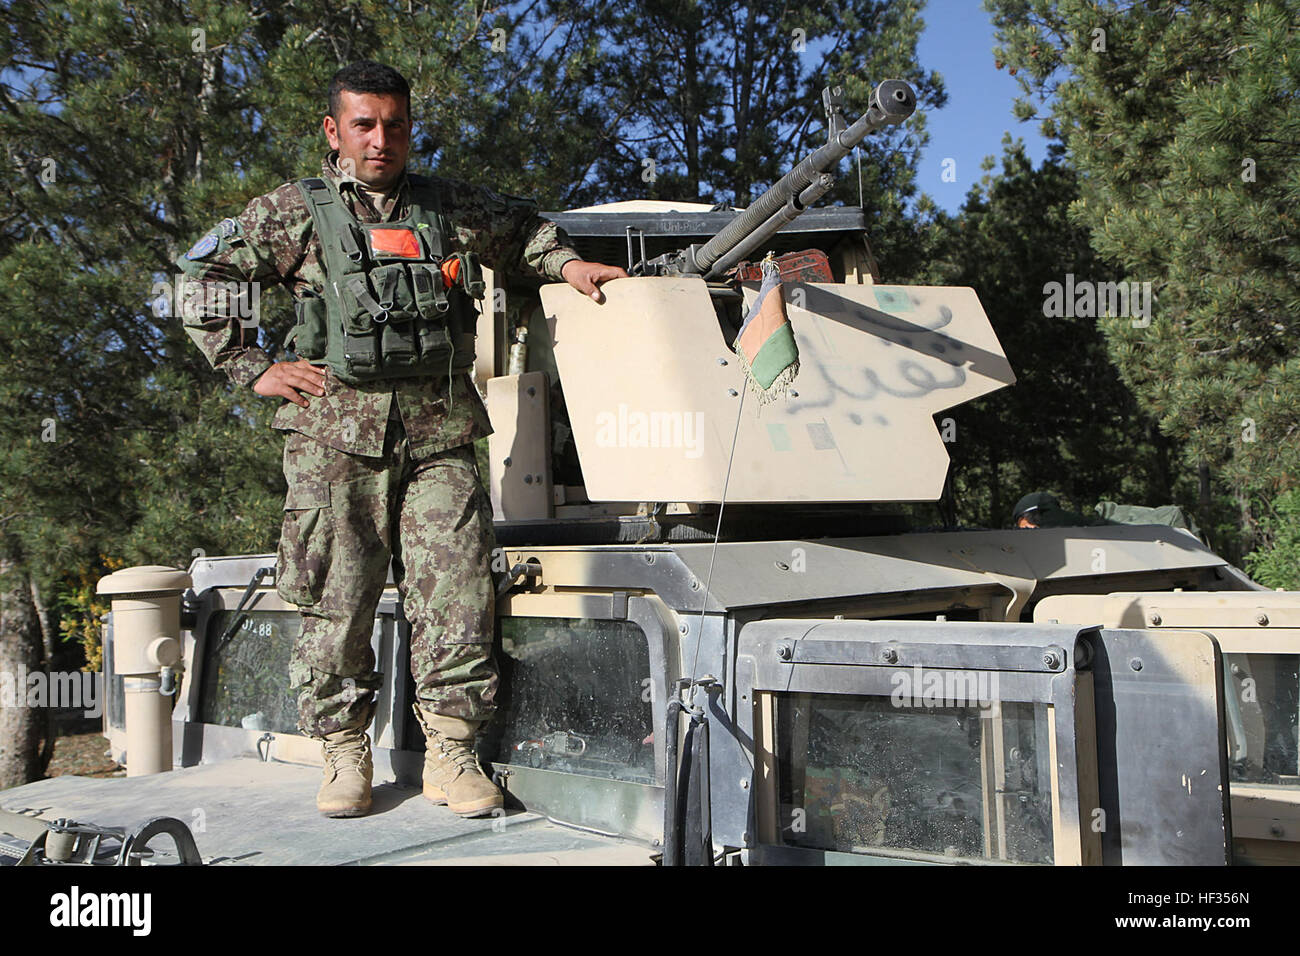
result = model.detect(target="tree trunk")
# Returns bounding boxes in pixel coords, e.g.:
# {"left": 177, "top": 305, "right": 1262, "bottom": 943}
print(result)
{"left": 1150, "top": 420, "right": 1173, "bottom": 501}
{"left": 1197, "top": 460, "right": 1212, "bottom": 519}
{"left": 938, "top": 469, "right": 958, "bottom": 529}
{"left": 29, "top": 577, "right": 57, "bottom": 776}
{"left": 989, "top": 449, "right": 1003, "bottom": 530}
{"left": 1196, "top": 460, "right": 1217, "bottom": 553}
{"left": 682, "top": 23, "right": 700, "bottom": 199}
{"left": 1235, "top": 482, "right": 1256, "bottom": 560}
{"left": 0, "top": 558, "right": 45, "bottom": 789}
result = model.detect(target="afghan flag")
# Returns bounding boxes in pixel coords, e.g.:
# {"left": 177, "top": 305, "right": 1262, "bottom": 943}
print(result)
{"left": 734, "top": 255, "right": 799, "bottom": 404}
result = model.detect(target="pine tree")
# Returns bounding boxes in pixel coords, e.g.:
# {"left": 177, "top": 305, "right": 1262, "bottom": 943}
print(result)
{"left": 0, "top": 0, "right": 607, "bottom": 786}
{"left": 925, "top": 139, "right": 1182, "bottom": 529}
{"left": 571, "top": 0, "right": 947, "bottom": 276}
{"left": 984, "top": 0, "right": 1300, "bottom": 563}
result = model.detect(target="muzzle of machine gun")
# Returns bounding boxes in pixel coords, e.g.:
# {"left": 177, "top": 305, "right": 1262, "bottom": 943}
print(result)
{"left": 634, "top": 78, "right": 916, "bottom": 280}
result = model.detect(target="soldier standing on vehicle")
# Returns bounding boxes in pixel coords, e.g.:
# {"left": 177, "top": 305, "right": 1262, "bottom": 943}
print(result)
{"left": 177, "top": 60, "right": 626, "bottom": 818}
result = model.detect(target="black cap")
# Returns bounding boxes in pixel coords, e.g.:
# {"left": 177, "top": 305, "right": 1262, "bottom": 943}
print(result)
{"left": 1013, "top": 492, "right": 1061, "bottom": 521}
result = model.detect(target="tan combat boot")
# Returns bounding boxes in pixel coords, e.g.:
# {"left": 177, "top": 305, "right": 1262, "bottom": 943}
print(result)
{"left": 415, "top": 709, "right": 504, "bottom": 818}
{"left": 316, "top": 728, "right": 373, "bottom": 818}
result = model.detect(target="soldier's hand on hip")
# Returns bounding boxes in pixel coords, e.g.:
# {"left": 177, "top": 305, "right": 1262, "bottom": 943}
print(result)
{"left": 560, "top": 260, "right": 628, "bottom": 305}
{"left": 253, "top": 359, "right": 327, "bottom": 407}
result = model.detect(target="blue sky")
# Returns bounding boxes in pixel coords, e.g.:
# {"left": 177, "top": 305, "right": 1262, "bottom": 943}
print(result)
{"left": 917, "top": 0, "right": 1053, "bottom": 212}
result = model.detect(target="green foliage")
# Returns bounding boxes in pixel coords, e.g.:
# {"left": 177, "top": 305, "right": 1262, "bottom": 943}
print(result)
{"left": 10, "top": 0, "right": 1274, "bottom": 637}
{"left": 1245, "top": 490, "right": 1300, "bottom": 589}
{"left": 55, "top": 556, "right": 125, "bottom": 673}
{"left": 569, "top": 0, "right": 946, "bottom": 276}
{"left": 0, "top": 0, "right": 948, "bottom": 595}
{"left": 984, "top": 0, "right": 1300, "bottom": 558}
{"left": 0, "top": 1, "right": 596, "bottom": 637}
{"left": 922, "top": 138, "right": 1186, "bottom": 528}
{"left": 2, "top": 0, "right": 301, "bottom": 623}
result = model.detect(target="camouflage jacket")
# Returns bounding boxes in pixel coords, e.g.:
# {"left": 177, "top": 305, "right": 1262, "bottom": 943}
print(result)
{"left": 177, "top": 151, "right": 580, "bottom": 458}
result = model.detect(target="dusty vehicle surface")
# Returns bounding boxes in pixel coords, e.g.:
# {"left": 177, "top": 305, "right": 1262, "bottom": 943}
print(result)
{"left": 3, "top": 80, "right": 1296, "bottom": 867}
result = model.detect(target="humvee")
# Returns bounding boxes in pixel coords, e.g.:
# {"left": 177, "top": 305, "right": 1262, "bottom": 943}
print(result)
{"left": 2, "top": 80, "right": 1296, "bottom": 867}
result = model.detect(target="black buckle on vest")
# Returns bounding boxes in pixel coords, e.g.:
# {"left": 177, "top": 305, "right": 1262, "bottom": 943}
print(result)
{"left": 375, "top": 268, "right": 398, "bottom": 312}
{"left": 339, "top": 224, "right": 364, "bottom": 263}
{"left": 302, "top": 178, "right": 332, "bottom": 202}
{"left": 345, "top": 275, "right": 390, "bottom": 325}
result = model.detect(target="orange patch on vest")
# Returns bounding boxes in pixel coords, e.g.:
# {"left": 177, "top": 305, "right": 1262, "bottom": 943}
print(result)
{"left": 368, "top": 227, "right": 422, "bottom": 259}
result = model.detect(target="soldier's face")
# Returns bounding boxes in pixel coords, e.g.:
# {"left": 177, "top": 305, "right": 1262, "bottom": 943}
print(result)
{"left": 324, "top": 91, "right": 411, "bottom": 190}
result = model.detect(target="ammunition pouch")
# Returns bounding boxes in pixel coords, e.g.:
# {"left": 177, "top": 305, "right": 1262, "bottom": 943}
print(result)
{"left": 291, "top": 176, "right": 480, "bottom": 385}
{"left": 287, "top": 292, "right": 328, "bottom": 360}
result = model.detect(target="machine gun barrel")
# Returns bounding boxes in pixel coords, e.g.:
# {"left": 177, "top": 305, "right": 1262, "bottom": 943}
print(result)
{"left": 706, "top": 172, "right": 837, "bottom": 279}
{"left": 682, "top": 79, "right": 916, "bottom": 279}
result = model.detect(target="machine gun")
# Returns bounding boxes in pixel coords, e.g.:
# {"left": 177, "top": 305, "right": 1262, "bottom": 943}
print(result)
{"left": 634, "top": 79, "right": 916, "bottom": 279}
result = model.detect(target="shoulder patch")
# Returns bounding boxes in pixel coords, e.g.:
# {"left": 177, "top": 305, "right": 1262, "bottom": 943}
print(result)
{"left": 186, "top": 217, "right": 246, "bottom": 260}
{"left": 185, "top": 231, "right": 219, "bottom": 260}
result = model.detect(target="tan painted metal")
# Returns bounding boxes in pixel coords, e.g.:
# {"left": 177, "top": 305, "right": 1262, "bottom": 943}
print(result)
{"left": 486, "top": 371, "right": 553, "bottom": 520}
{"left": 1050, "top": 681, "right": 1103, "bottom": 866}
{"left": 1033, "top": 590, "right": 1300, "bottom": 864}
{"left": 96, "top": 565, "right": 192, "bottom": 776}
{"left": 543, "top": 278, "right": 1015, "bottom": 503}
{"left": 0, "top": 808, "right": 47, "bottom": 843}
{"left": 835, "top": 235, "right": 879, "bottom": 284}
{"left": 490, "top": 525, "right": 1225, "bottom": 617}
{"left": 1231, "top": 786, "right": 1300, "bottom": 864}
{"left": 475, "top": 263, "right": 500, "bottom": 382}
{"left": 498, "top": 589, "right": 626, "bottom": 619}
{"left": 1032, "top": 591, "right": 1300, "bottom": 657}
{"left": 979, "top": 717, "right": 998, "bottom": 857}
{"left": 561, "top": 199, "right": 719, "bottom": 214}
{"left": 752, "top": 691, "right": 779, "bottom": 847}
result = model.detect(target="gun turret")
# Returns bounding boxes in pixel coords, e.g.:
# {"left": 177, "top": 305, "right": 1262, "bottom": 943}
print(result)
{"left": 636, "top": 79, "right": 916, "bottom": 279}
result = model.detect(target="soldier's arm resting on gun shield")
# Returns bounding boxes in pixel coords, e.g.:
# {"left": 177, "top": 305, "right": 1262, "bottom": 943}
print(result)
{"left": 560, "top": 259, "right": 628, "bottom": 304}
{"left": 441, "top": 179, "right": 627, "bottom": 303}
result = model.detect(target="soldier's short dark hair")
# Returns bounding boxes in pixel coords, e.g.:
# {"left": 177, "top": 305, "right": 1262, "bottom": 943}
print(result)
{"left": 328, "top": 61, "right": 411, "bottom": 119}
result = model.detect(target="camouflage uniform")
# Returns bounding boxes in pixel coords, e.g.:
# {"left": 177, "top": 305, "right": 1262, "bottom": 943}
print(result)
{"left": 179, "top": 151, "right": 579, "bottom": 737}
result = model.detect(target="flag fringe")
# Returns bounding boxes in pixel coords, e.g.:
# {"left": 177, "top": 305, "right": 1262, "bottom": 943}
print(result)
{"left": 736, "top": 351, "right": 801, "bottom": 407}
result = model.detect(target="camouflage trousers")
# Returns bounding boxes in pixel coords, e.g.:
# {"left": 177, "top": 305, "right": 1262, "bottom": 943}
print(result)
{"left": 277, "top": 420, "right": 497, "bottom": 738}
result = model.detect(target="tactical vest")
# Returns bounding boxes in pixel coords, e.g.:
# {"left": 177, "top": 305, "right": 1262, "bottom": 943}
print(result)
{"left": 288, "top": 174, "right": 484, "bottom": 384}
